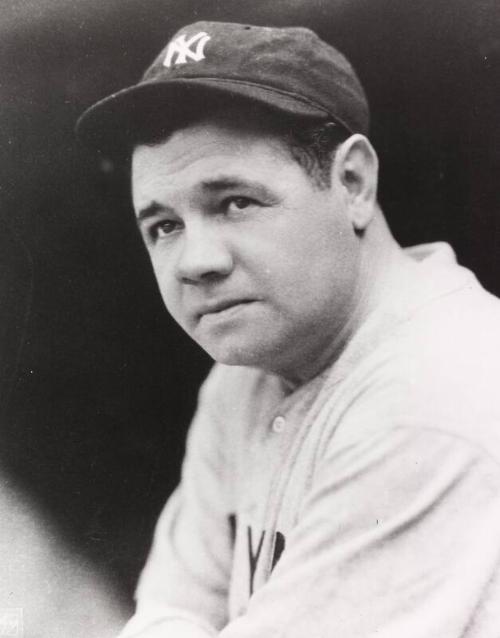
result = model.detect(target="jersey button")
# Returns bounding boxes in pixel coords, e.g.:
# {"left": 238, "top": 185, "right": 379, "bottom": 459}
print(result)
{"left": 272, "top": 416, "right": 286, "bottom": 433}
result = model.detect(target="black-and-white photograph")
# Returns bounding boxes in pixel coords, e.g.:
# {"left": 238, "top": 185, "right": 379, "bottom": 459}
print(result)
{"left": 1, "top": 1, "right": 500, "bottom": 637}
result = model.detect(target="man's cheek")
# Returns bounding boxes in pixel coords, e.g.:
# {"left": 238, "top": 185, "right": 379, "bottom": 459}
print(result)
{"left": 161, "top": 289, "right": 192, "bottom": 332}
{"left": 152, "top": 265, "right": 175, "bottom": 305}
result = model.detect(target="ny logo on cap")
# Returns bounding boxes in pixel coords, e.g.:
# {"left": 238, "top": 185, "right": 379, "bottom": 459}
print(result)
{"left": 163, "top": 32, "right": 211, "bottom": 67}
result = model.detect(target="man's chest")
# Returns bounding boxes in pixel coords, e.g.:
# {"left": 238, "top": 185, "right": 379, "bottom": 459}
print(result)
{"left": 226, "top": 379, "right": 342, "bottom": 619}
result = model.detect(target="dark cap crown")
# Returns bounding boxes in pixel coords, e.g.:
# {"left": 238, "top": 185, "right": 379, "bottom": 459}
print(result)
{"left": 77, "top": 21, "right": 369, "bottom": 155}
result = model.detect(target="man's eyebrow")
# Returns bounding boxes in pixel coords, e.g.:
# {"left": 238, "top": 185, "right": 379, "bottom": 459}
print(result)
{"left": 136, "top": 201, "right": 172, "bottom": 223}
{"left": 136, "top": 178, "right": 275, "bottom": 224}
{"left": 201, "top": 176, "right": 248, "bottom": 191}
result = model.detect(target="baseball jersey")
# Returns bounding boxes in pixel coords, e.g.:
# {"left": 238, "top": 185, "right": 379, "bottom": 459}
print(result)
{"left": 119, "top": 242, "right": 500, "bottom": 638}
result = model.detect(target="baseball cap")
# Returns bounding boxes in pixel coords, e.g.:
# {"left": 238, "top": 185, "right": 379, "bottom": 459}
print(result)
{"left": 76, "top": 21, "right": 369, "bottom": 157}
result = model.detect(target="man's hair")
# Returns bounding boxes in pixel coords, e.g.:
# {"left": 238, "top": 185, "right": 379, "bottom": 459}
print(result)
{"left": 286, "top": 121, "right": 349, "bottom": 188}
{"left": 129, "top": 98, "right": 350, "bottom": 189}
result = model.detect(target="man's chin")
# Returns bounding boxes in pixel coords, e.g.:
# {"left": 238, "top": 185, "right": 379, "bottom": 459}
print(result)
{"left": 188, "top": 310, "right": 268, "bottom": 366}
{"left": 182, "top": 307, "right": 290, "bottom": 371}
{"left": 195, "top": 335, "right": 278, "bottom": 370}
{"left": 201, "top": 342, "right": 262, "bottom": 368}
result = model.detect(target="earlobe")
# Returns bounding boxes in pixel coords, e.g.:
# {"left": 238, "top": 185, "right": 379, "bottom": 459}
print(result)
{"left": 333, "top": 134, "right": 379, "bottom": 232}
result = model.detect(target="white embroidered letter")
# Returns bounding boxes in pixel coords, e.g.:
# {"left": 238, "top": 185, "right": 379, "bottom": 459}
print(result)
{"left": 163, "top": 32, "right": 211, "bottom": 67}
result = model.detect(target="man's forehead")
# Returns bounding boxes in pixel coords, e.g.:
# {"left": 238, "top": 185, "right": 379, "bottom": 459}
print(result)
{"left": 132, "top": 122, "right": 252, "bottom": 166}
{"left": 135, "top": 106, "right": 287, "bottom": 154}
{"left": 131, "top": 115, "right": 293, "bottom": 189}
{"left": 131, "top": 131, "right": 293, "bottom": 215}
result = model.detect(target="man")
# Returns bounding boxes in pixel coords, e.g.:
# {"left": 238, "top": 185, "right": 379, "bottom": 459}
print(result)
{"left": 77, "top": 21, "right": 500, "bottom": 638}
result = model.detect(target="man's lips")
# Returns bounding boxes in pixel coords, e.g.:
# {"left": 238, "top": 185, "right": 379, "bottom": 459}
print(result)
{"left": 195, "top": 298, "right": 256, "bottom": 319}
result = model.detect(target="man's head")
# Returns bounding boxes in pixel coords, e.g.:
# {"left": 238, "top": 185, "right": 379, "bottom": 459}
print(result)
{"left": 78, "top": 22, "right": 385, "bottom": 383}
{"left": 131, "top": 105, "right": 380, "bottom": 383}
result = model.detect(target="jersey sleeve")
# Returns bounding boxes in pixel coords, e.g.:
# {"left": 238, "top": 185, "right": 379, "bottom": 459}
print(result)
{"left": 217, "top": 423, "right": 500, "bottom": 638}
{"left": 118, "top": 365, "right": 234, "bottom": 638}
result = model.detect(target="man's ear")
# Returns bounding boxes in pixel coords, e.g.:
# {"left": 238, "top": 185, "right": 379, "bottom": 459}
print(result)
{"left": 331, "top": 134, "right": 379, "bottom": 232}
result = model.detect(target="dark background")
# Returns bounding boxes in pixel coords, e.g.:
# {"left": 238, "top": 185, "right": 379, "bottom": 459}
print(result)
{"left": 1, "top": 0, "right": 499, "bottom": 607}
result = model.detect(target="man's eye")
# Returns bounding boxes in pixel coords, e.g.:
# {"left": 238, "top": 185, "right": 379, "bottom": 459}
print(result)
{"left": 152, "top": 220, "right": 180, "bottom": 238}
{"left": 226, "top": 197, "right": 255, "bottom": 212}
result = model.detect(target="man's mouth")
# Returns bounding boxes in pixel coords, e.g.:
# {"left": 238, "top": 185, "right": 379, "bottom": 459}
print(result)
{"left": 196, "top": 299, "right": 256, "bottom": 320}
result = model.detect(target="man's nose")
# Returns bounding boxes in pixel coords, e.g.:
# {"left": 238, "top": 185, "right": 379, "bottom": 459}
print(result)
{"left": 175, "top": 224, "right": 233, "bottom": 284}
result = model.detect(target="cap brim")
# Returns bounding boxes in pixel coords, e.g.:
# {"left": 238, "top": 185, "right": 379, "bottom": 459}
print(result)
{"left": 76, "top": 78, "right": 331, "bottom": 159}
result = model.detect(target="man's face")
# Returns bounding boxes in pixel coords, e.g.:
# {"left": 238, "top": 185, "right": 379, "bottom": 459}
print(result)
{"left": 132, "top": 115, "right": 362, "bottom": 381}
